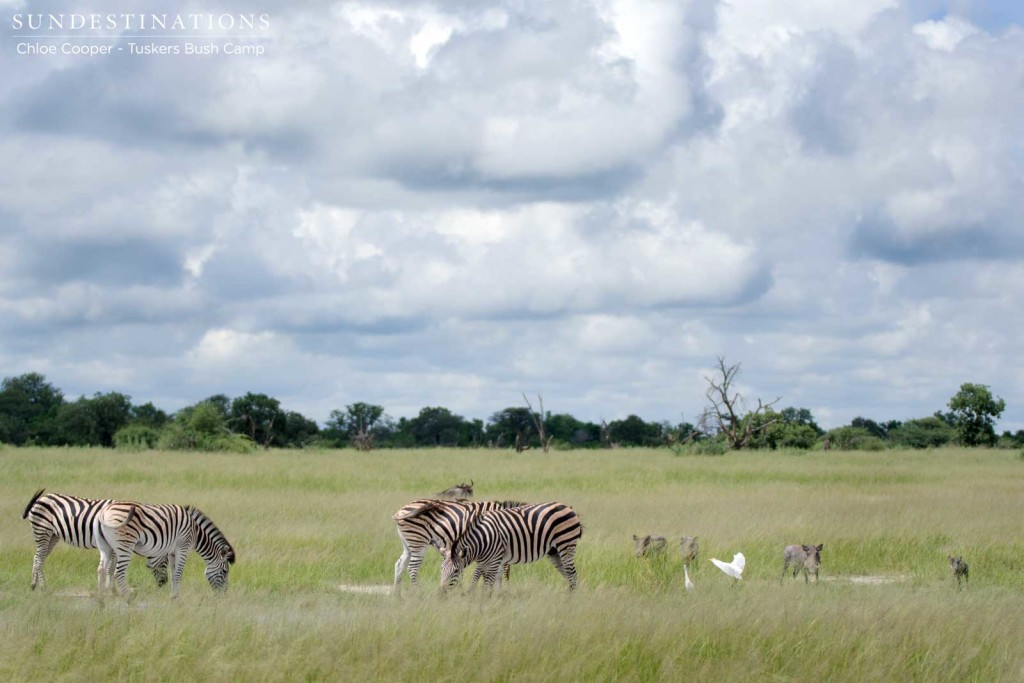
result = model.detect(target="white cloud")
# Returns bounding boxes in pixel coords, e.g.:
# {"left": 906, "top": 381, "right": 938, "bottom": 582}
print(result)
{"left": 1, "top": 0, "right": 1023, "bottom": 431}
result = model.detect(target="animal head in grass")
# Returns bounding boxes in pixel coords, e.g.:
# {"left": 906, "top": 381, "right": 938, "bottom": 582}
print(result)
{"left": 632, "top": 534, "right": 667, "bottom": 557}
{"left": 440, "top": 544, "right": 470, "bottom": 588}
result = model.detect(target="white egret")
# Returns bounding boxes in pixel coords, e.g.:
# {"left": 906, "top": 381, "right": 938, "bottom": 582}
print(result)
{"left": 684, "top": 564, "right": 695, "bottom": 592}
{"left": 710, "top": 552, "right": 745, "bottom": 583}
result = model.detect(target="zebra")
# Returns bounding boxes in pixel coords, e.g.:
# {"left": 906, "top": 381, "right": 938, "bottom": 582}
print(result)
{"left": 440, "top": 502, "right": 583, "bottom": 591}
{"left": 97, "top": 502, "right": 235, "bottom": 598}
{"left": 392, "top": 498, "right": 527, "bottom": 592}
{"left": 22, "top": 488, "right": 169, "bottom": 591}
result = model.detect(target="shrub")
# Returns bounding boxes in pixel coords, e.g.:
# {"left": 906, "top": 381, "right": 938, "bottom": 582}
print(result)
{"left": 113, "top": 424, "right": 160, "bottom": 450}
{"left": 889, "top": 417, "right": 956, "bottom": 449}
{"left": 826, "top": 426, "right": 879, "bottom": 451}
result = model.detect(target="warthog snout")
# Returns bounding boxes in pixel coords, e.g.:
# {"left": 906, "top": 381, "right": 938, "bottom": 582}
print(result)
{"left": 633, "top": 534, "right": 667, "bottom": 557}
{"left": 781, "top": 543, "right": 824, "bottom": 583}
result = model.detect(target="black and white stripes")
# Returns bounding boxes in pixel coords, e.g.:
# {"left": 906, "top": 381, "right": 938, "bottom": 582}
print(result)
{"left": 392, "top": 498, "right": 526, "bottom": 591}
{"left": 98, "top": 502, "right": 235, "bottom": 597}
{"left": 440, "top": 502, "right": 583, "bottom": 591}
{"left": 22, "top": 489, "right": 164, "bottom": 591}
{"left": 23, "top": 488, "right": 234, "bottom": 597}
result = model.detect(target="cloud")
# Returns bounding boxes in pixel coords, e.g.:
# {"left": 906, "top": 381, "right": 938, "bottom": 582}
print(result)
{"left": 0, "top": 1, "right": 1022, "bottom": 431}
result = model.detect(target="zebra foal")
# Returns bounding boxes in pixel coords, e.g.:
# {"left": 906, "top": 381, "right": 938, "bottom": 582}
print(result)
{"left": 97, "top": 502, "right": 235, "bottom": 598}
{"left": 392, "top": 498, "right": 526, "bottom": 592}
{"left": 441, "top": 502, "right": 583, "bottom": 591}
{"left": 22, "top": 489, "right": 168, "bottom": 591}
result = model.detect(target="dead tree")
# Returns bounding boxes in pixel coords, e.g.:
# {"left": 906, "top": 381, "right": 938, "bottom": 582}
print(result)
{"left": 699, "top": 357, "right": 779, "bottom": 450}
{"left": 522, "top": 393, "right": 553, "bottom": 453}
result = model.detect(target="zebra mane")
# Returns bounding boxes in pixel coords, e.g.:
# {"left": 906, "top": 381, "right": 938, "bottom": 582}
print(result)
{"left": 186, "top": 506, "right": 236, "bottom": 564}
{"left": 491, "top": 500, "right": 528, "bottom": 509}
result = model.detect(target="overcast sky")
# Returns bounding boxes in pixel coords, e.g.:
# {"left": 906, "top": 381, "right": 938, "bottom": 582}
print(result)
{"left": 1, "top": 0, "right": 1022, "bottom": 430}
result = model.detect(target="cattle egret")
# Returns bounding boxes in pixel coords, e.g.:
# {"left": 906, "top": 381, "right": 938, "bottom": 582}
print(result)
{"left": 710, "top": 552, "right": 745, "bottom": 582}
{"left": 684, "top": 564, "right": 695, "bottom": 592}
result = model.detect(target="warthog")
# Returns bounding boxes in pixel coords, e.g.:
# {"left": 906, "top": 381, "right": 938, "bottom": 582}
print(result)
{"left": 633, "top": 534, "right": 667, "bottom": 557}
{"left": 436, "top": 480, "right": 474, "bottom": 500}
{"left": 680, "top": 536, "right": 700, "bottom": 564}
{"left": 949, "top": 555, "right": 969, "bottom": 589}
{"left": 781, "top": 543, "right": 824, "bottom": 583}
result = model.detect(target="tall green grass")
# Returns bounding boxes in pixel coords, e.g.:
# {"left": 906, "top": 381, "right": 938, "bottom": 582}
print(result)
{"left": 2, "top": 447, "right": 1023, "bottom": 681}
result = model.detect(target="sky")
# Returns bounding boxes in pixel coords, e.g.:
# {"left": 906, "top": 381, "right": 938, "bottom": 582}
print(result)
{"left": 1, "top": 0, "right": 1022, "bottom": 430}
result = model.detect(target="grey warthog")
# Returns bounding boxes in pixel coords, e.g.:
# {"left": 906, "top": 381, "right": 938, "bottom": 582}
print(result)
{"left": 781, "top": 543, "right": 824, "bottom": 583}
{"left": 680, "top": 536, "right": 700, "bottom": 564}
{"left": 949, "top": 555, "right": 969, "bottom": 589}
{"left": 633, "top": 534, "right": 667, "bottom": 557}
{"left": 436, "top": 480, "right": 474, "bottom": 500}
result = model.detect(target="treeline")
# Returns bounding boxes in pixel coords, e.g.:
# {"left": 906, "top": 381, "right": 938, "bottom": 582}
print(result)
{"left": 0, "top": 372, "right": 1020, "bottom": 452}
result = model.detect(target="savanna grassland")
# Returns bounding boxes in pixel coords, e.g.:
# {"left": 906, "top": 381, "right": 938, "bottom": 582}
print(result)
{"left": 2, "top": 446, "right": 1024, "bottom": 682}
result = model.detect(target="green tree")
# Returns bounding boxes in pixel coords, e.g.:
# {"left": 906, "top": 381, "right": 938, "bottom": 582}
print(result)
{"left": 54, "top": 392, "right": 132, "bottom": 447}
{"left": 0, "top": 372, "right": 64, "bottom": 445}
{"left": 851, "top": 417, "right": 887, "bottom": 440}
{"left": 408, "top": 406, "right": 466, "bottom": 446}
{"left": 825, "top": 426, "right": 885, "bottom": 451}
{"left": 282, "top": 411, "right": 320, "bottom": 447}
{"left": 487, "top": 407, "right": 536, "bottom": 449}
{"left": 546, "top": 413, "right": 600, "bottom": 447}
{"left": 326, "top": 403, "right": 391, "bottom": 449}
{"left": 130, "top": 401, "right": 169, "bottom": 428}
{"left": 948, "top": 383, "right": 1006, "bottom": 447}
{"left": 607, "top": 415, "right": 663, "bottom": 447}
{"left": 889, "top": 417, "right": 956, "bottom": 449}
{"left": 230, "top": 393, "right": 286, "bottom": 448}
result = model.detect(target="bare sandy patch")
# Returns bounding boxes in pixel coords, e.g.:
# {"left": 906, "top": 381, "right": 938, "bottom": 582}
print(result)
{"left": 822, "top": 575, "right": 906, "bottom": 585}
{"left": 337, "top": 584, "right": 392, "bottom": 595}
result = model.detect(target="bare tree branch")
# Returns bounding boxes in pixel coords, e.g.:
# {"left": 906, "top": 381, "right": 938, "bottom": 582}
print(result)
{"left": 522, "top": 393, "right": 553, "bottom": 453}
{"left": 700, "top": 356, "right": 780, "bottom": 450}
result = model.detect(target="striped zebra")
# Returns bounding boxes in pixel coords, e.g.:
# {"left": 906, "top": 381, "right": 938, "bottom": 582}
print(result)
{"left": 441, "top": 502, "right": 583, "bottom": 591}
{"left": 392, "top": 498, "right": 527, "bottom": 592}
{"left": 97, "top": 502, "right": 235, "bottom": 597}
{"left": 22, "top": 489, "right": 169, "bottom": 591}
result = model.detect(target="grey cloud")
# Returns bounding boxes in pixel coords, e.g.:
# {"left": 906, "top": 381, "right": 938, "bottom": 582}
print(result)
{"left": 13, "top": 236, "right": 184, "bottom": 288}
{"left": 849, "top": 211, "right": 1022, "bottom": 265}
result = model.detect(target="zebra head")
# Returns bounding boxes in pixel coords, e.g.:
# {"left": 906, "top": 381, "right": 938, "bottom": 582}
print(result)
{"left": 205, "top": 544, "right": 235, "bottom": 591}
{"left": 440, "top": 543, "right": 469, "bottom": 589}
{"left": 188, "top": 506, "right": 235, "bottom": 592}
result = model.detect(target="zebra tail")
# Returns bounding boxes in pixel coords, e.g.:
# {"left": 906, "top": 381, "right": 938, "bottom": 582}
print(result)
{"left": 393, "top": 501, "right": 440, "bottom": 520}
{"left": 105, "top": 504, "right": 138, "bottom": 529}
{"left": 22, "top": 488, "right": 46, "bottom": 519}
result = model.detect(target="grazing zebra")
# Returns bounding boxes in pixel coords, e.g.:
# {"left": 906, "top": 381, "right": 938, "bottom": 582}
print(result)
{"left": 22, "top": 489, "right": 168, "bottom": 591}
{"left": 97, "top": 502, "right": 235, "bottom": 598}
{"left": 441, "top": 502, "right": 583, "bottom": 591}
{"left": 392, "top": 498, "right": 527, "bottom": 592}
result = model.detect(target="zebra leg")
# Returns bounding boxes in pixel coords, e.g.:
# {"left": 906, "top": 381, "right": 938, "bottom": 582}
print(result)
{"left": 31, "top": 534, "right": 59, "bottom": 591}
{"left": 393, "top": 530, "right": 412, "bottom": 591}
{"left": 112, "top": 547, "right": 134, "bottom": 597}
{"left": 406, "top": 549, "right": 426, "bottom": 586}
{"left": 553, "top": 544, "right": 579, "bottom": 590}
{"left": 147, "top": 555, "right": 169, "bottom": 588}
{"left": 482, "top": 561, "right": 502, "bottom": 590}
{"left": 169, "top": 549, "right": 189, "bottom": 599}
{"left": 96, "top": 531, "right": 116, "bottom": 596}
